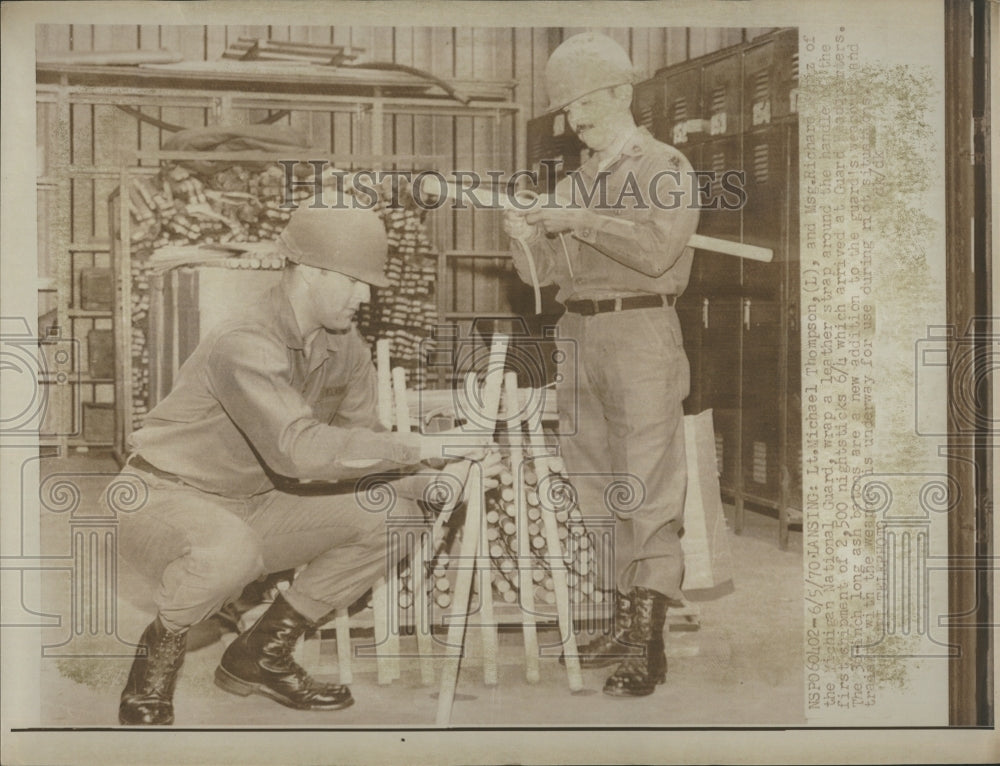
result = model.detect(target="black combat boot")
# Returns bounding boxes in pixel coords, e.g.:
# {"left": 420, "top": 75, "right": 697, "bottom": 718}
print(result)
{"left": 119, "top": 616, "right": 188, "bottom": 725}
{"left": 214, "top": 593, "right": 353, "bottom": 710}
{"left": 560, "top": 590, "right": 641, "bottom": 668}
{"left": 603, "top": 586, "right": 669, "bottom": 697}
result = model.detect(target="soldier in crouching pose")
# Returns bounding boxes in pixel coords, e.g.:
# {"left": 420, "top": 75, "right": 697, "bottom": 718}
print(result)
{"left": 115, "top": 206, "right": 491, "bottom": 724}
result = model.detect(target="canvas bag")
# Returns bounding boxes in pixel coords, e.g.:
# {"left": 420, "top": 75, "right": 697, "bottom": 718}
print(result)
{"left": 680, "top": 409, "right": 735, "bottom": 590}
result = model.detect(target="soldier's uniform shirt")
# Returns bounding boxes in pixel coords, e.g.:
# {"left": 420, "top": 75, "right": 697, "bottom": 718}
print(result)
{"left": 116, "top": 285, "right": 425, "bottom": 629}
{"left": 519, "top": 125, "right": 698, "bottom": 303}
{"left": 129, "top": 284, "right": 422, "bottom": 496}
{"left": 511, "top": 126, "right": 699, "bottom": 600}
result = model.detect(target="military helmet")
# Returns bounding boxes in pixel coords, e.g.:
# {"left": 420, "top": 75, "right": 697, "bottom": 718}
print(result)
{"left": 545, "top": 32, "right": 637, "bottom": 112}
{"left": 277, "top": 206, "right": 390, "bottom": 288}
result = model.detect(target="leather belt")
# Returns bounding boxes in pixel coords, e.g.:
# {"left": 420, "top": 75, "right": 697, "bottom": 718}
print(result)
{"left": 565, "top": 294, "right": 676, "bottom": 316}
{"left": 128, "top": 454, "right": 185, "bottom": 485}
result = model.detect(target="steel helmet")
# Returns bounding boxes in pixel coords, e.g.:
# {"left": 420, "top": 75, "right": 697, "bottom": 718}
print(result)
{"left": 276, "top": 206, "right": 390, "bottom": 288}
{"left": 545, "top": 32, "right": 637, "bottom": 112}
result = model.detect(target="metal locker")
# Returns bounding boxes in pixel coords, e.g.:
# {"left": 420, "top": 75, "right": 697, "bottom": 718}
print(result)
{"left": 741, "top": 126, "right": 789, "bottom": 300}
{"left": 701, "top": 54, "right": 743, "bottom": 139}
{"left": 743, "top": 29, "right": 800, "bottom": 131}
{"left": 631, "top": 76, "right": 663, "bottom": 138}
{"left": 743, "top": 39, "right": 775, "bottom": 131}
{"left": 689, "top": 132, "right": 741, "bottom": 462}
{"left": 661, "top": 65, "right": 705, "bottom": 156}
{"left": 773, "top": 29, "right": 800, "bottom": 121}
{"left": 699, "top": 294, "right": 742, "bottom": 493}
{"left": 740, "top": 121, "right": 798, "bottom": 515}
{"left": 740, "top": 297, "right": 782, "bottom": 502}
{"left": 693, "top": 136, "right": 742, "bottom": 292}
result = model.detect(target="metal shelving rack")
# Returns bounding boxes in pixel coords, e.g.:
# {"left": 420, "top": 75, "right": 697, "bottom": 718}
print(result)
{"left": 36, "top": 59, "right": 521, "bottom": 456}
{"left": 110, "top": 147, "right": 450, "bottom": 462}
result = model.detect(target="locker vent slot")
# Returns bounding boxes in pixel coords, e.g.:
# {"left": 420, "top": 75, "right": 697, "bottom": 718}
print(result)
{"left": 791, "top": 52, "right": 799, "bottom": 82}
{"left": 672, "top": 97, "right": 688, "bottom": 123}
{"left": 711, "top": 86, "right": 726, "bottom": 114}
{"left": 753, "top": 143, "right": 770, "bottom": 184}
{"left": 753, "top": 71, "right": 770, "bottom": 103}
{"left": 636, "top": 101, "right": 655, "bottom": 129}
{"left": 752, "top": 440, "right": 768, "bottom": 484}
{"left": 714, "top": 432, "right": 725, "bottom": 476}
{"left": 711, "top": 151, "right": 726, "bottom": 195}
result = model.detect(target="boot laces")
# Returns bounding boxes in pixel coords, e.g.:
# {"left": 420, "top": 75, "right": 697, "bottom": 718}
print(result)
{"left": 611, "top": 657, "right": 649, "bottom": 680}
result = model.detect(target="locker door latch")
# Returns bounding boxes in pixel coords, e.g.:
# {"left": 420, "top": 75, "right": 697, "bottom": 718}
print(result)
{"left": 702, "top": 297, "right": 710, "bottom": 329}
{"left": 743, "top": 298, "right": 752, "bottom": 330}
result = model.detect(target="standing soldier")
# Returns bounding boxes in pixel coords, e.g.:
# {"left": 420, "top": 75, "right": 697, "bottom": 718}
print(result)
{"left": 505, "top": 32, "right": 699, "bottom": 697}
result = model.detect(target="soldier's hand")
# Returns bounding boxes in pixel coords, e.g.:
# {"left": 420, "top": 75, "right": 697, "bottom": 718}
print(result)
{"left": 503, "top": 209, "right": 538, "bottom": 240}
{"left": 525, "top": 206, "right": 596, "bottom": 235}
{"left": 418, "top": 427, "right": 496, "bottom": 464}
{"left": 437, "top": 447, "right": 503, "bottom": 491}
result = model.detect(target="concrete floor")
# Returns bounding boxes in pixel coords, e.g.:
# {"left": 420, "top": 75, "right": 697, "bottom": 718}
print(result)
{"left": 34, "top": 450, "right": 804, "bottom": 728}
